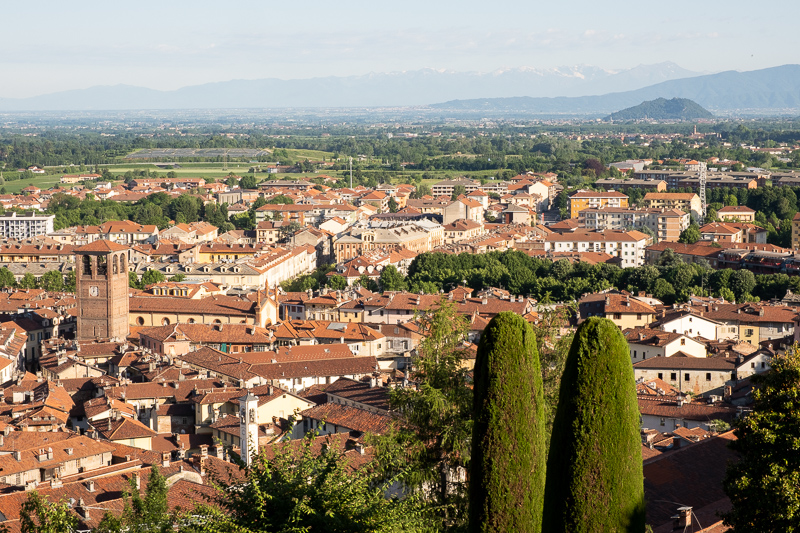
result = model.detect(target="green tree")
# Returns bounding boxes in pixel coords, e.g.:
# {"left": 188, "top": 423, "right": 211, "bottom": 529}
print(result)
{"left": 413, "top": 184, "right": 432, "bottom": 198}
{"left": 327, "top": 274, "right": 347, "bottom": 290}
{"left": 18, "top": 273, "right": 38, "bottom": 289}
{"left": 64, "top": 269, "right": 76, "bottom": 293}
{"left": 469, "top": 312, "right": 546, "bottom": 533}
{"left": 129, "top": 271, "right": 142, "bottom": 290}
{"left": 0, "top": 267, "right": 15, "bottom": 289}
{"left": 169, "top": 273, "right": 186, "bottom": 282}
{"left": 379, "top": 265, "right": 407, "bottom": 292}
{"left": 718, "top": 287, "right": 736, "bottom": 302}
{"left": 239, "top": 175, "right": 258, "bottom": 189}
{"left": 678, "top": 223, "right": 701, "bottom": 244}
{"left": 266, "top": 194, "right": 294, "bottom": 205}
{"left": 20, "top": 491, "right": 78, "bottom": 533}
{"left": 357, "top": 274, "right": 379, "bottom": 292}
{"left": 373, "top": 298, "right": 473, "bottom": 528}
{"left": 451, "top": 185, "right": 466, "bottom": 200}
{"left": 723, "top": 346, "right": 800, "bottom": 532}
{"left": 730, "top": 269, "right": 757, "bottom": 302}
{"left": 388, "top": 197, "right": 399, "bottom": 213}
{"left": 40, "top": 270, "right": 64, "bottom": 292}
{"left": 186, "top": 433, "right": 432, "bottom": 533}
{"left": 97, "top": 466, "right": 173, "bottom": 533}
{"left": 543, "top": 317, "right": 645, "bottom": 533}
{"left": 141, "top": 269, "right": 166, "bottom": 286}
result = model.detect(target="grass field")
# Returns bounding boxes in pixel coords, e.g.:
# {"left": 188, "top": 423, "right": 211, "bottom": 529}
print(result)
{"left": 0, "top": 154, "right": 500, "bottom": 196}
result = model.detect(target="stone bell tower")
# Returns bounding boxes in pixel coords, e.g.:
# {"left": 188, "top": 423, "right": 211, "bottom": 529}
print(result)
{"left": 75, "top": 240, "right": 130, "bottom": 341}
{"left": 239, "top": 391, "right": 259, "bottom": 466}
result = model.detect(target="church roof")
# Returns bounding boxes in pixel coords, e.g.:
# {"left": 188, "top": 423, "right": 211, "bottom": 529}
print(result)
{"left": 75, "top": 239, "right": 129, "bottom": 253}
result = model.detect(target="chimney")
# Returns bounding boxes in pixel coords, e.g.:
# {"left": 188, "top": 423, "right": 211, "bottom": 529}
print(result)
{"left": 86, "top": 480, "right": 95, "bottom": 492}
{"left": 724, "top": 385, "right": 732, "bottom": 400}
{"left": 671, "top": 507, "right": 692, "bottom": 531}
{"left": 78, "top": 498, "right": 89, "bottom": 520}
{"left": 268, "top": 385, "right": 274, "bottom": 396}
{"left": 133, "top": 472, "right": 141, "bottom": 490}
{"left": 162, "top": 451, "right": 170, "bottom": 468}
{"left": 676, "top": 396, "right": 685, "bottom": 408}
{"left": 200, "top": 444, "right": 209, "bottom": 457}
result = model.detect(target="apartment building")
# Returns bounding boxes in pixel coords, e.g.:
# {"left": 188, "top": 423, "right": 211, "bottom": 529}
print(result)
{"left": 580, "top": 207, "right": 690, "bottom": 242}
{"left": 0, "top": 212, "right": 55, "bottom": 239}
{"left": 643, "top": 193, "right": 702, "bottom": 222}
{"left": 568, "top": 191, "right": 629, "bottom": 219}
{"left": 544, "top": 229, "right": 651, "bottom": 267}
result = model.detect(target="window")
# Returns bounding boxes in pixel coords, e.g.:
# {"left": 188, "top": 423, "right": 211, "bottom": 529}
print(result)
{"left": 706, "top": 373, "right": 712, "bottom": 381}
{"left": 761, "top": 362, "right": 766, "bottom": 369}
{"left": 670, "top": 373, "right": 677, "bottom": 381}
{"left": 684, "top": 373, "right": 690, "bottom": 382}
{"left": 614, "top": 313, "right": 621, "bottom": 320}
{"left": 660, "top": 418, "right": 665, "bottom": 426}
{"left": 637, "top": 314, "right": 642, "bottom": 320}
{"left": 751, "top": 362, "right": 755, "bottom": 368}
{"left": 633, "top": 350, "right": 637, "bottom": 358}
{"left": 745, "top": 328, "right": 754, "bottom": 336}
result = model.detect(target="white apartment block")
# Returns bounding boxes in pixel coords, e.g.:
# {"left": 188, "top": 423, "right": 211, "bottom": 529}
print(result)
{"left": 544, "top": 230, "right": 651, "bottom": 267}
{"left": 0, "top": 212, "right": 55, "bottom": 239}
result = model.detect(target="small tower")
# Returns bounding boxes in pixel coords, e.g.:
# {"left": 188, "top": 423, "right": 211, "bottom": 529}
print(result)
{"left": 75, "top": 240, "right": 129, "bottom": 341}
{"left": 239, "top": 391, "right": 259, "bottom": 466}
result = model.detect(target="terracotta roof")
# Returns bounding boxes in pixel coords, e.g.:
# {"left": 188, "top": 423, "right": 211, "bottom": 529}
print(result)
{"left": 74, "top": 239, "right": 129, "bottom": 253}
{"left": 91, "top": 416, "right": 157, "bottom": 440}
{"left": 299, "top": 403, "right": 392, "bottom": 434}
{"left": 322, "top": 378, "right": 390, "bottom": 411}
{"left": 644, "top": 432, "right": 737, "bottom": 529}
{"left": 638, "top": 397, "right": 737, "bottom": 422}
{"left": 633, "top": 357, "right": 736, "bottom": 371}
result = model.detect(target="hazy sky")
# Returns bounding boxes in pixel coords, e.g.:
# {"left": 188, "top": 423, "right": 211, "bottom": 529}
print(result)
{"left": 1, "top": 0, "right": 796, "bottom": 98}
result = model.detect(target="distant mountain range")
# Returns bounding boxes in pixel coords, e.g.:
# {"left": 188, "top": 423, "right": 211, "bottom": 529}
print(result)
{"left": 0, "top": 63, "right": 699, "bottom": 111}
{"left": 432, "top": 65, "right": 800, "bottom": 115}
{"left": 605, "top": 98, "right": 714, "bottom": 121}
{"left": 0, "top": 64, "right": 797, "bottom": 114}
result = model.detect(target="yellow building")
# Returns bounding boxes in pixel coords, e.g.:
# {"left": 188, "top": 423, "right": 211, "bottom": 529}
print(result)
{"left": 569, "top": 191, "right": 629, "bottom": 218}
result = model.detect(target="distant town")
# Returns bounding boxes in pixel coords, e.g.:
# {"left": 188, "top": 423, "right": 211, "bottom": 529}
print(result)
{"left": 0, "top": 117, "right": 798, "bottom": 531}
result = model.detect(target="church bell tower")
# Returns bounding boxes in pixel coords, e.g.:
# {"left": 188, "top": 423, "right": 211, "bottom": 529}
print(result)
{"left": 75, "top": 240, "right": 130, "bottom": 341}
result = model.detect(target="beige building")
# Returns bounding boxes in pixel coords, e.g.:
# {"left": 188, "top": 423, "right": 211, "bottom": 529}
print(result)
{"left": 579, "top": 292, "right": 657, "bottom": 329}
{"left": 580, "top": 207, "right": 690, "bottom": 242}
{"left": 643, "top": 193, "right": 703, "bottom": 222}
{"left": 718, "top": 206, "right": 756, "bottom": 222}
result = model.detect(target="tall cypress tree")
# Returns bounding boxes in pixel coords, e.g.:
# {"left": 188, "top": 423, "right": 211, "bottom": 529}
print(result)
{"left": 542, "top": 317, "right": 645, "bottom": 533}
{"left": 469, "top": 312, "right": 546, "bottom": 533}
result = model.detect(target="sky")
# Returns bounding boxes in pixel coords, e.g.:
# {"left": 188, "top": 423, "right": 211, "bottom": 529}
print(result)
{"left": 1, "top": 0, "right": 796, "bottom": 99}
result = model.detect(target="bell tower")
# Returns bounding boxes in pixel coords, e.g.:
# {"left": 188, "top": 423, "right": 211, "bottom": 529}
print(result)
{"left": 75, "top": 240, "right": 130, "bottom": 341}
{"left": 239, "top": 391, "right": 259, "bottom": 466}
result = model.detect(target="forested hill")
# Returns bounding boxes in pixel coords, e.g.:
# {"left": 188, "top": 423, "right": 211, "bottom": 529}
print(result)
{"left": 606, "top": 98, "right": 713, "bottom": 121}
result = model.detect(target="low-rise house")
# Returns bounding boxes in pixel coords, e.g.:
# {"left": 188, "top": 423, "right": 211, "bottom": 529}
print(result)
{"left": 638, "top": 396, "right": 737, "bottom": 431}
{"left": 0, "top": 434, "right": 115, "bottom": 488}
{"left": 633, "top": 357, "right": 737, "bottom": 396}
{"left": 623, "top": 328, "right": 708, "bottom": 362}
{"left": 579, "top": 292, "right": 657, "bottom": 329}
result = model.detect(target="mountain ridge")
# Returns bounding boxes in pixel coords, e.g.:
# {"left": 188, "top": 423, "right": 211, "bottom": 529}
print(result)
{"left": 0, "top": 63, "right": 700, "bottom": 111}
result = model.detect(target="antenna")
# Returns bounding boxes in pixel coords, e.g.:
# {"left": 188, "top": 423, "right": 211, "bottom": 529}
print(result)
{"left": 699, "top": 161, "right": 707, "bottom": 220}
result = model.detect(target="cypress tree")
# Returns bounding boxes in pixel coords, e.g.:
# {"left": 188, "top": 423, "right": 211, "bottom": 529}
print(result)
{"left": 468, "top": 312, "right": 546, "bottom": 533}
{"left": 542, "top": 317, "right": 645, "bottom": 533}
